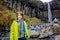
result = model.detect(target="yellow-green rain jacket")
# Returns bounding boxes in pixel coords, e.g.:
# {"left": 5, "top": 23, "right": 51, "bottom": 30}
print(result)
{"left": 10, "top": 20, "right": 30, "bottom": 40}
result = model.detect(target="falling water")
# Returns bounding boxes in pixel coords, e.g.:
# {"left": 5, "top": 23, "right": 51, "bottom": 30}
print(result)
{"left": 48, "top": 2, "right": 52, "bottom": 22}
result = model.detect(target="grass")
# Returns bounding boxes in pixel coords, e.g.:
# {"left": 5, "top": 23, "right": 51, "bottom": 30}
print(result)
{"left": 24, "top": 15, "right": 41, "bottom": 24}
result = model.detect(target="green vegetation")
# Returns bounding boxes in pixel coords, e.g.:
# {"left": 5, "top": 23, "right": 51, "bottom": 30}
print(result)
{"left": 24, "top": 15, "right": 41, "bottom": 24}
{"left": 0, "top": 6, "right": 16, "bottom": 27}
{"left": 0, "top": 5, "right": 41, "bottom": 27}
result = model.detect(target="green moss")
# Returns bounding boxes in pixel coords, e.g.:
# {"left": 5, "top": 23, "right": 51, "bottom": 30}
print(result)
{"left": 24, "top": 15, "right": 41, "bottom": 24}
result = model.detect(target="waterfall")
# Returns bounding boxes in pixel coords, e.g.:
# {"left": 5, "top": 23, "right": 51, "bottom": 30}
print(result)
{"left": 48, "top": 2, "right": 52, "bottom": 22}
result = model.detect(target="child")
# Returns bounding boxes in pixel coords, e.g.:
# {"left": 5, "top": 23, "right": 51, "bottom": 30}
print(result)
{"left": 10, "top": 11, "right": 30, "bottom": 40}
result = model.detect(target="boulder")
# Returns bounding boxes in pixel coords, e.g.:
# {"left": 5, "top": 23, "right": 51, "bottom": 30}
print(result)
{"left": 55, "top": 35, "right": 60, "bottom": 40}
{"left": 53, "top": 18, "right": 58, "bottom": 23}
{"left": 53, "top": 23, "right": 60, "bottom": 27}
{"left": 39, "top": 26, "right": 53, "bottom": 38}
{"left": 39, "top": 27, "right": 48, "bottom": 38}
{"left": 29, "top": 30, "right": 40, "bottom": 37}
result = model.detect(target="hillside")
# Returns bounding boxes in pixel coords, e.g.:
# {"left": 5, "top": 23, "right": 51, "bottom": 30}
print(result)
{"left": 0, "top": 5, "right": 41, "bottom": 27}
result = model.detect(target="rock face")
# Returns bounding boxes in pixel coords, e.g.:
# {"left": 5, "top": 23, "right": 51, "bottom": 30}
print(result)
{"left": 52, "top": 0, "right": 60, "bottom": 10}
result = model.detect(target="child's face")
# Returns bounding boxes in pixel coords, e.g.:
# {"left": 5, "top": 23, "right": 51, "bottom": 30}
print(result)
{"left": 17, "top": 13, "right": 22, "bottom": 20}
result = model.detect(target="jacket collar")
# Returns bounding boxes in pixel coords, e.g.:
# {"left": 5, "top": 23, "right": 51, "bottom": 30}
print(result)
{"left": 15, "top": 18, "right": 23, "bottom": 22}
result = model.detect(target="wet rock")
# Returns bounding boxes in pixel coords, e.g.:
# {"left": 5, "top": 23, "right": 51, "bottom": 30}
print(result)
{"left": 58, "top": 21, "right": 60, "bottom": 25}
{"left": 39, "top": 26, "right": 53, "bottom": 38}
{"left": 45, "top": 23, "right": 53, "bottom": 27}
{"left": 35, "top": 25, "right": 41, "bottom": 31}
{"left": 51, "top": 20, "right": 60, "bottom": 34}
{"left": 29, "top": 30, "right": 39, "bottom": 37}
{"left": 52, "top": 26, "right": 60, "bottom": 34}
{"left": 29, "top": 25, "right": 35, "bottom": 30}
{"left": 29, "top": 25, "right": 40, "bottom": 37}
{"left": 39, "top": 27, "right": 48, "bottom": 38}
{"left": 55, "top": 35, "right": 60, "bottom": 40}
{"left": 53, "top": 23, "right": 60, "bottom": 27}
{"left": 46, "top": 27, "right": 53, "bottom": 35}
{"left": 49, "top": 35, "right": 55, "bottom": 40}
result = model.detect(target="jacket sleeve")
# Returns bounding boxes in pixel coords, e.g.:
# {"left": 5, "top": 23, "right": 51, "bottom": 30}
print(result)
{"left": 24, "top": 21, "right": 30, "bottom": 38}
{"left": 10, "top": 21, "right": 14, "bottom": 40}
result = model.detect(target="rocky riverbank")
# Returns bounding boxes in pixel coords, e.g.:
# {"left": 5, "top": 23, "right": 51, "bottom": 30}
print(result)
{"left": 29, "top": 18, "right": 60, "bottom": 38}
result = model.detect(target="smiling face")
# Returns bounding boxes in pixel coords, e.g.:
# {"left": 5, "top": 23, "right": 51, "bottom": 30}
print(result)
{"left": 17, "top": 11, "right": 23, "bottom": 20}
